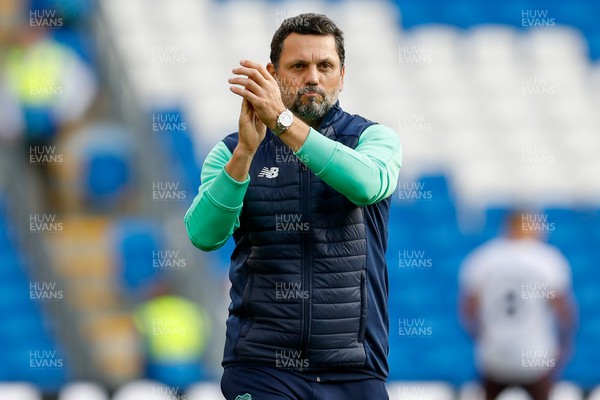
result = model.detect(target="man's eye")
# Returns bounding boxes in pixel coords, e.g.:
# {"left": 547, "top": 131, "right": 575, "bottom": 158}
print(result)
{"left": 320, "top": 63, "right": 332, "bottom": 69}
{"left": 293, "top": 64, "right": 304, "bottom": 69}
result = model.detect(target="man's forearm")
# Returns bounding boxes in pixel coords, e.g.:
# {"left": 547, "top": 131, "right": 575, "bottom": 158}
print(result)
{"left": 185, "top": 144, "right": 247, "bottom": 251}
{"left": 294, "top": 125, "right": 402, "bottom": 206}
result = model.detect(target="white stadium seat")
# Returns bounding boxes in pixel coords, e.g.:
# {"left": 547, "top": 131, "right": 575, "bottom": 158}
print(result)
{"left": 550, "top": 381, "right": 584, "bottom": 400}
{"left": 403, "top": 25, "right": 462, "bottom": 66}
{"left": 459, "top": 381, "right": 584, "bottom": 400}
{"left": 112, "top": 380, "right": 178, "bottom": 400}
{"left": 186, "top": 382, "right": 225, "bottom": 400}
{"left": 459, "top": 382, "right": 484, "bottom": 400}
{"left": 387, "top": 381, "right": 454, "bottom": 400}
{"left": 496, "top": 387, "right": 532, "bottom": 400}
{"left": 524, "top": 26, "right": 588, "bottom": 67}
{"left": 0, "top": 383, "right": 42, "bottom": 400}
{"left": 463, "top": 25, "right": 519, "bottom": 67}
{"left": 59, "top": 382, "right": 109, "bottom": 400}
{"left": 588, "top": 385, "right": 600, "bottom": 400}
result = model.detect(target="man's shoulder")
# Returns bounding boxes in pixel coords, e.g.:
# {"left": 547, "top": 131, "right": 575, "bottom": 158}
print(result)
{"left": 330, "top": 108, "right": 377, "bottom": 137}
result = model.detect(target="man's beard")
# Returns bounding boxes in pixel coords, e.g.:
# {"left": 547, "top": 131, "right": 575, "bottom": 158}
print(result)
{"left": 281, "top": 86, "right": 340, "bottom": 125}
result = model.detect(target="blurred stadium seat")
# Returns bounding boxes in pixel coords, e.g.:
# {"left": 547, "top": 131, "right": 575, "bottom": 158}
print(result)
{"left": 387, "top": 381, "right": 454, "bottom": 400}
{"left": 589, "top": 386, "right": 600, "bottom": 400}
{"left": 496, "top": 388, "right": 532, "bottom": 400}
{"left": 0, "top": 383, "right": 42, "bottom": 400}
{"left": 459, "top": 382, "right": 484, "bottom": 400}
{"left": 110, "top": 218, "right": 163, "bottom": 292}
{"left": 186, "top": 382, "right": 224, "bottom": 400}
{"left": 550, "top": 381, "right": 585, "bottom": 400}
{"left": 112, "top": 380, "right": 176, "bottom": 400}
{"left": 0, "top": 194, "right": 67, "bottom": 390}
{"left": 58, "top": 382, "right": 109, "bottom": 400}
{"left": 80, "top": 125, "right": 134, "bottom": 209}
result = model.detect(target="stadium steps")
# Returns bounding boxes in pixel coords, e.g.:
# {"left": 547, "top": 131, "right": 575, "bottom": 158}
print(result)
{"left": 45, "top": 214, "right": 141, "bottom": 386}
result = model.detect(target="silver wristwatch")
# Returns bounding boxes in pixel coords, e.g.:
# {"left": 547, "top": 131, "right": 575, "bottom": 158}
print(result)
{"left": 272, "top": 109, "right": 294, "bottom": 136}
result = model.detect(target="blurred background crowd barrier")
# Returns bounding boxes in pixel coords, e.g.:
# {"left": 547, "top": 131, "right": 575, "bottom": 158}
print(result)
{"left": 0, "top": 0, "right": 599, "bottom": 398}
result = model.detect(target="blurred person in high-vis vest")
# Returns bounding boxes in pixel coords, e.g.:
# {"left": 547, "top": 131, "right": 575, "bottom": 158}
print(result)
{"left": 134, "top": 281, "right": 211, "bottom": 391}
{"left": 3, "top": 16, "right": 96, "bottom": 206}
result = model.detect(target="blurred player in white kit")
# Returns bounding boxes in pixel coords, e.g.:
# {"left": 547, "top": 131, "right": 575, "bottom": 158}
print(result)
{"left": 459, "top": 211, "right": 576, "bottom": 400}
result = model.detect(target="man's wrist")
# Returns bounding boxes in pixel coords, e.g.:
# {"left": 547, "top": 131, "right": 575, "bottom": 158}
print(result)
{"left": 226, "top": 146, "right": 255, "bottom": 182}
{"left": 272, "top": 108, "right": 294, "bottom": 136}
{"left": 268, "top": 108, "right": 286, "bottom": 130}
{"left": 233, "top": 145, "right": 256, "bottom": 158}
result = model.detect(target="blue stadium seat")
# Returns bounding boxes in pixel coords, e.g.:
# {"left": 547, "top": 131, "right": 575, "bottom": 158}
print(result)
{"left": 550, "top": 0, "right": 597, "bottom": 32}
{"left": 152, "top": 108, "right": 201, "bottom": 205}
{"left": 83, "top": 149, "right": 131, "bottom": 205}
{"left": 437, "top": 0, "right": 488, "bottom": 28}
{"left": 481, "top": 206, "right": 512, "bottom": 239}
{"left": 208, "top": 237, "right": 235, "bottom": 276}
{"left": 111, "top": 218, "right": 163, "bottom": 293}
{"left": 0, "top": 192, "right": 67, "bottom": 389}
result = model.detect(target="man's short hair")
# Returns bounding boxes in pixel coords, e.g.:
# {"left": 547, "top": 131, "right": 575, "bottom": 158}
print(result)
{"left": 270, "top": 13, "right": 345, "bottom": 69}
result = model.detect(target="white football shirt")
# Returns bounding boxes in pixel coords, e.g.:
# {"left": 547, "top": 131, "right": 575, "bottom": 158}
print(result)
{"left": 459, "top": 237, "right": 571, "bottom": 383}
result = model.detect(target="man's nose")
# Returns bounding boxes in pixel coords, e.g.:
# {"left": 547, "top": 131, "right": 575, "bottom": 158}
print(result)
{"left": 304, "top": 65, "right": 319, "bottom": 86}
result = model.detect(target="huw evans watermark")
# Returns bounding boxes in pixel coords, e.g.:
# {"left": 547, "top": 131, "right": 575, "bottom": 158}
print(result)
{"left": 152, "top": 318, "right": 187, "bottom": 336}
{"left": 398, "top": 250, "right": 433, "bottom": 269}
{"left": 521, "top": 77, "right": 556, "bottom": 95}
{"left": 399, "top": 45, "right": 432, "bottom": 64}
{"left": 394, "top": 384, "right": 431, "bottom": 400}
{"left": 275, "top": 214, "right": 309, "bottom": 232}
{"left": 29, "top": 145, "right": 63, "bottom": 165}
{"left": 29, "top": 9, "right": 63, "bottom": 28}
{"left": 152, "top": 45, "right": 187, "bottom": 64}
{"left": 521, "top": 281, "right": 556, "bottom": 300}
{"left": 521, "top": 350, "right": 556, "bottom": 369}
{"left": 152, "top": 113, "right": 187, "bottom": 133}
{"left": 397, "top": 182, "right": 433, "bottom": 201}
{"left": 30, "top": 282, "right": 63, "bottom": 301}
{"left": 521, "top": 10, "right": 555, "bottom": 28}
{"left": 521, "top": 145, "right": 556, "bottom": 163}
{"left": 398, "top": 318, "right": 433, "bottom": 337}
{"left": 29, "top": 214, "right": 63, "bottom": 233}
{"left": 399, "top": 113, "right": 432, "bottom": 133}
{"left": 29, "top": 350, "right": 63, "bottom": 369}
{"left": 521, "top": 213, "right": 555, "bottom": 232}
{"left": 28, "top": 77, "right": 63, "bottom": 96}
{"left": 275, "top": 10, "right": 308, "bottom": 27}
{"left": 275, "top": 349, "right": 309, "bottom": 371}
{"left": 275, "top": 282, "right": 309, "bottom": 301}
{"left": 152, "top": 181, "right": 187, "bottom": 201}
{"left": 152, "top": 385, "right": 187, "bottom": 400}
{"left": 275, "top": 145, "right": 309, "bottom": 165}
{"left": 152, "top": 250, "right": 187, "bottom": 270}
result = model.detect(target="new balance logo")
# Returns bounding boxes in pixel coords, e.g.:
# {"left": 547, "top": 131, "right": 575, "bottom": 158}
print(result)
{"left": 235, "top": 394, "right": 252, "bottom": 400}
{"left": 258, "top": 167, "right": 279, "bottom": 179}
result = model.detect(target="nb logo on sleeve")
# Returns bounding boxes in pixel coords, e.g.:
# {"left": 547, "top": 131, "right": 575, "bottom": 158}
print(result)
{"left": 257, "top": 167, "right": 279, "bottom": 179}
{"left": 235, "top": 394, "right": 252, "bottom": 400}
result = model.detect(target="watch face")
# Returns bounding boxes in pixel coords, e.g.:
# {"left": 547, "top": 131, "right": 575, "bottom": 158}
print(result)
{"left": 280, "top": 111, "right": 293, "bottom": 127}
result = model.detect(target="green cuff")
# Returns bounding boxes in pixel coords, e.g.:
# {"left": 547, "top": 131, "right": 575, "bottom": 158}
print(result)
{"left": 205, "top": 167, "right": 249, "bottom": 211}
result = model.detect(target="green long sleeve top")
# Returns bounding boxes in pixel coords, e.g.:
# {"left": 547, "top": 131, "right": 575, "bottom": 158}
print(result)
{"left": 184, "top": 125, "right": 402, "bottom": 251}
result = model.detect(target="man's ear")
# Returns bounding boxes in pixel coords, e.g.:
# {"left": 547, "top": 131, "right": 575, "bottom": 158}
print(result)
{"left": 267, "top": 63, "right": 277, "bottom": 78}
{"left": 340, "top": 65, "right": 345, "bottom": 91}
